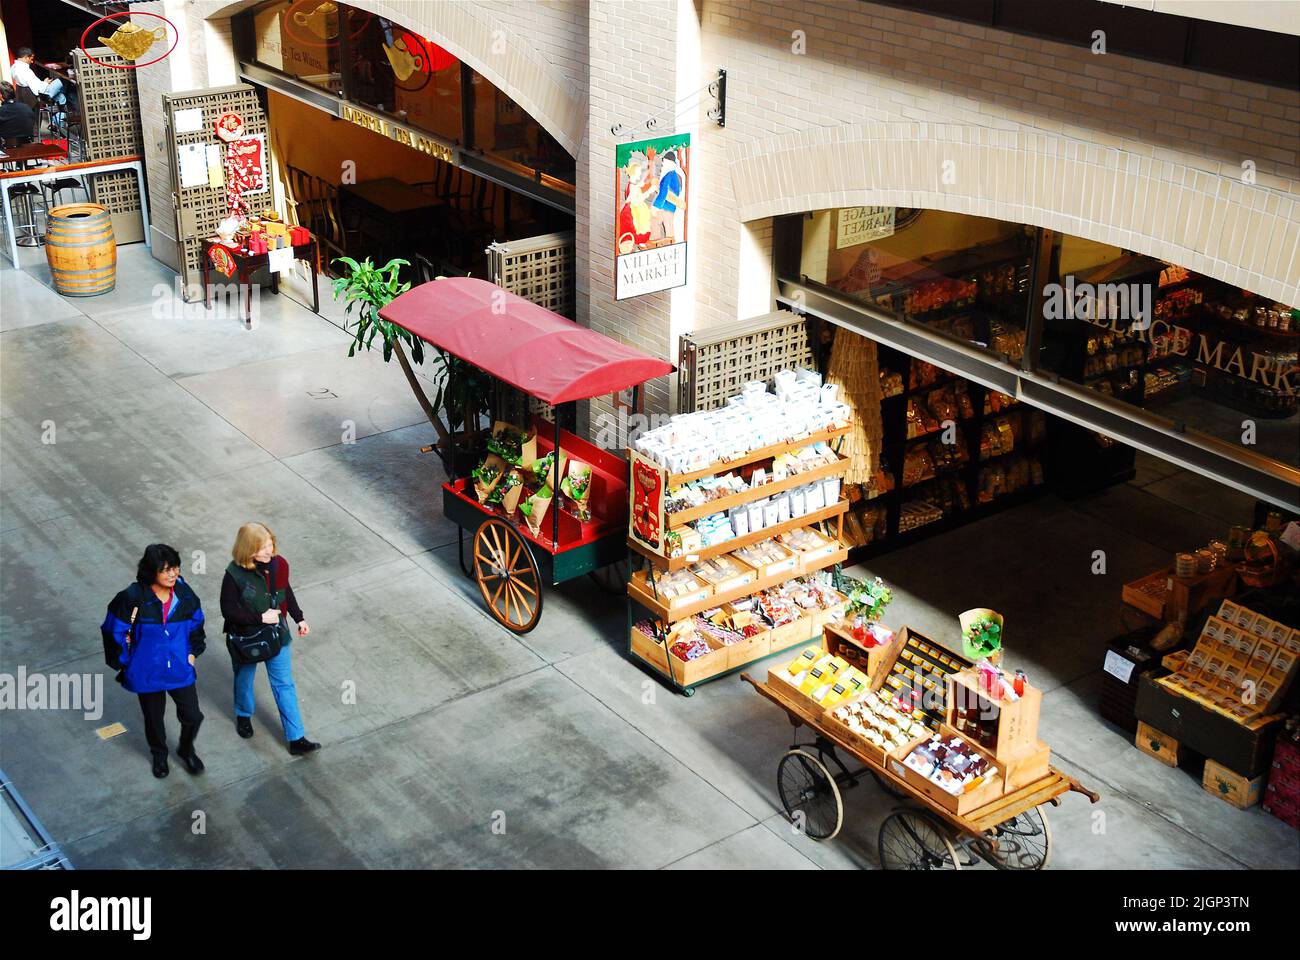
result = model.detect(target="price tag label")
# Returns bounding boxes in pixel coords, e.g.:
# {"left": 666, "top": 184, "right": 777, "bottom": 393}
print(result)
{"left": 1103, "top": 649, "right": 1136, "bottom": 684}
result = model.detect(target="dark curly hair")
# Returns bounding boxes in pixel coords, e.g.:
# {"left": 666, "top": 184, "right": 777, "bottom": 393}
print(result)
{"left": 136, "top": 544, "right": 182, "bottom": 586}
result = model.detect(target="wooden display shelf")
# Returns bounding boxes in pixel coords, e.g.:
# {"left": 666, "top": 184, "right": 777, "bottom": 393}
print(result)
{"left": 665, "top": 424, "right": 851, "bottom": 486}
{"left": 629, "top": 498, "right": 850, "bottom": 571}
{"left": 666, "top": 455, "right": 849, "bottom": 528}
{"left": 631, "top": 615, "right": 820, "bottom": 690}
{"left": 629, "top": 547, "right": 849, "bottom": 622}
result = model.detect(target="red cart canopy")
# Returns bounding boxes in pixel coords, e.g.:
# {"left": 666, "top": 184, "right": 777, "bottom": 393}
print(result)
{"left": 379, "top": 277, "right": 673, "bottom": 405}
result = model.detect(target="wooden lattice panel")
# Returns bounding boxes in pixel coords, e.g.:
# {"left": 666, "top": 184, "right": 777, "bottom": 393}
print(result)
{"left": 678, "top": 311, "right": 814, "bottom": 412}
{"left": 73, "top": 47, "right": 143, "bottom": 216}
{"left": 487, "top": 231, "right": 575, "bottom": 319}
{"left": 164, "top": 85, "right": 267, "bottom": 293}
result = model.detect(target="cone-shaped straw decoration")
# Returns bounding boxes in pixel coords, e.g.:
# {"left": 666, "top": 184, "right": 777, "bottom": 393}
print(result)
{"left": 824, "top": 328, "right": 882, "bottom": 485}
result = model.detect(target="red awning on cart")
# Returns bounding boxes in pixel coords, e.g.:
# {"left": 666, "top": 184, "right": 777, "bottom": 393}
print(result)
{"left": 378, "top": 277, "right": 674, "bottom": 404}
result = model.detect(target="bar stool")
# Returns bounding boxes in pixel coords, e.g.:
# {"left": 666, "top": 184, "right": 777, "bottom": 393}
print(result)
{"left": 44, "top": 175, "right": 88, "bottom": 208}
{"left": 11, "top": 183, "right": 47, "bottom": 246}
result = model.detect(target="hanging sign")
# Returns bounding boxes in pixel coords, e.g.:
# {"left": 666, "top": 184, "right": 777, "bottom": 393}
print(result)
{"left": 837, "top": 206, "right": 895, "bottom": 248}
{"left": 615, "top": 132, "right": 689, "bottom": 301}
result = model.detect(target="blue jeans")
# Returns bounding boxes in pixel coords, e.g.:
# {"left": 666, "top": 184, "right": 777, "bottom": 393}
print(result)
{"left": 233, "top": 641, "right": 305, "bottom": 742}
{"left": 46, "top": 78, "right": 66, "bottom": 127}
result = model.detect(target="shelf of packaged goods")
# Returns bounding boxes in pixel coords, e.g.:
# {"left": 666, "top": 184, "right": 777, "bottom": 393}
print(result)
{"left": 664, "top": 424, "right": 852, "bottom": 486}
{"left": 629, "top": 546, "right": 849, "bottom": 623}
{"left": 665, "top": 455, "right": 850, "bottom": 529}
{"left": 629, "top": 497, "right": 850, "bottom": 572}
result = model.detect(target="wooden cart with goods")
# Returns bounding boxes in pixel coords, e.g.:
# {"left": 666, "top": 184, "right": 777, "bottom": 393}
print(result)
{"left": 743, "top": 621, "right": 1099, "bottom": 869}
{"left": 378, "top": 278, "right": 674, "bottom": 633}
{"left": 625, "top": 417, "right": 854, "bottom": 695}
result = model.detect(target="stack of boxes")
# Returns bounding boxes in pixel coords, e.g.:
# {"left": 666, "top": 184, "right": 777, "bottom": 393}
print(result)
{"left": 1263, "top": 724, "right": 1300, "bottom": 830}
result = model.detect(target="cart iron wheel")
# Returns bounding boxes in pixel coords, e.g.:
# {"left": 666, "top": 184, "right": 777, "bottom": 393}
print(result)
{"left": 777, "top": 749, "right": 843, "bottom": 841}
{"left": 974, "top": 803, "right": 1052, "bottom": 870}
{"left": 472, "top": 518, "right": 543, "bottom": 634}
{"left": 878, "top": 809, "right": 962, "bottom": 870}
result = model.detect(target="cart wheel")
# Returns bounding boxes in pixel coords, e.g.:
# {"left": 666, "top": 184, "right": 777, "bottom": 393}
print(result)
{"left": 472, "top": 518, "right": 543, "bottom": 634}
{"left": 878, "top": 810, "right": 962, "bottom": 870}
{"left": 682, "top": 686, "right": 696, "bottom": 698}
{"left": 777, "top": 749, "right": 843, "bottom": 841}
{"left": 870, "top": 769, "right": 909, "bottom": 801}
{"left": 974, "top": 804, "right": 1052, "bottom": 870}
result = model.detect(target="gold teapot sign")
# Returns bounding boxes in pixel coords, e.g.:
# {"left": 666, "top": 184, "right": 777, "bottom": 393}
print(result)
{"left": 80, "top": 12, "right": 176, "bottom": 69}
{"left": 292, "top": 1, "right": 340, "bottom": 41}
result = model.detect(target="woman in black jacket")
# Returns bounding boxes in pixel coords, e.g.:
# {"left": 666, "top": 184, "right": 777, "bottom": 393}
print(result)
{"left": 220, "top": 522, "right": 320, "bottom": 755}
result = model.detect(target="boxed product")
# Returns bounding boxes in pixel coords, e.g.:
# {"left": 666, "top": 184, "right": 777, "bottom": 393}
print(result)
{"left": 775, "top": 525, "right": 838, "bottom": 572}
{"left": 893, "top": 732, "right": 1005, "bottom": 814}
{"left": 689, "top": 554, "right": 757, "bottom": 594}
{"left": 826, "top": 689, "right": 930, "bottom": 761}
{"left": 733, "top": 538, "right": 799, "bottom": 578}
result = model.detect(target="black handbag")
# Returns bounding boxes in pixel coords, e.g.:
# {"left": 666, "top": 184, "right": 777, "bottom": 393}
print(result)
{"left": 226, "top": 620, "right": 284, "bottom": 664}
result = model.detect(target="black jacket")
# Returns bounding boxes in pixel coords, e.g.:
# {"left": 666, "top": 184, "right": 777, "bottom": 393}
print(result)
{"left": 219, "top": 556, "right": 304, "bottom": 635}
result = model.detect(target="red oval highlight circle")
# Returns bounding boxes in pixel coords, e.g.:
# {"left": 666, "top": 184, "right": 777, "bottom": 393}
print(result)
{"left": 80, "top": 12, "right": 179, "bottom": 70}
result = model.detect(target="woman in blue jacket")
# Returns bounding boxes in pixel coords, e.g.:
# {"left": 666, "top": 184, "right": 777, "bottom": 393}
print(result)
{"left": 101, "top": 544, "right": 208, "bottom": 779}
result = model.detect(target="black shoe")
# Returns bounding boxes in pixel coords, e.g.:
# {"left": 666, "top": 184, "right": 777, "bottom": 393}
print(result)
{"left": 236, "top": 716, "right": 254, "bottom": 739}
{"left": 152, "top": 755, "right": 169, "bottom": 779}
{"left": 177, "top": 750, "right": 205, "bottom": 775}
{"left": 288, "top": 737, "right": 320, "bottom": 756}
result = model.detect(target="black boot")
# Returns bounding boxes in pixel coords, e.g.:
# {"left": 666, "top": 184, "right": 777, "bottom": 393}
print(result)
{"left": 151, "top": 754, "right": 169, "bottom": 779}
{"left": 236, "top": 716, "right": 254, "bottom": 739}
{"left": 176, "top": 749, "right": 205, "bottom": 775}
{"left": 289, "top": 737, "right": 320, "bottom": 755}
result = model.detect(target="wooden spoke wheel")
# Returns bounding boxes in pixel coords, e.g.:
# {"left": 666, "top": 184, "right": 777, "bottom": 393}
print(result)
{"left": 777, "top": 749, "right": 843, "bottom": 841}
{"left": 472, "top": 518, "right": 543, "bottom": 634}
{"left": 878, "top": 810, "right": 962, "bottom": 870}
{"left": 974, "top": 804, "right": 1052, "bottom": 871}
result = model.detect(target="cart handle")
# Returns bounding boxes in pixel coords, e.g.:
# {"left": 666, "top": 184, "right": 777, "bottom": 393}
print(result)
{"left": 1065, "top": 776, "right": 1101, "bottom": 804}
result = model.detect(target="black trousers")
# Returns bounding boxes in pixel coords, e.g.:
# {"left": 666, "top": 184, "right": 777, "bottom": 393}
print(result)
{"left": 137, "top": 684, "right": 204, "bottom": 760}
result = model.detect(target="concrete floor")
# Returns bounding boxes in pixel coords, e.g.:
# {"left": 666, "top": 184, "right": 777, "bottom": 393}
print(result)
{"left": 1, "top": 245, "right": 1297, "bottom": 869}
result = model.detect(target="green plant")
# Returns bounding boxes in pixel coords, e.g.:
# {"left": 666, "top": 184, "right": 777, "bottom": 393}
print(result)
{"left": 963, "top": 617, "right": 1002, "bottom": 657}
{"left": 331, "top": 257, "right": 489, "bottom": 475}
{"left": 838, "top": 574, "right": 893, "bottom": 623}
{"left": 518, "top": 484, "right": 552, "bottom": 516}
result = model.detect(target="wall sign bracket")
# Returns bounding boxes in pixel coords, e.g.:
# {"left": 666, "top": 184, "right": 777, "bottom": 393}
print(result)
{"left": 610, "top": 68, "right": 727, "bottom": 137}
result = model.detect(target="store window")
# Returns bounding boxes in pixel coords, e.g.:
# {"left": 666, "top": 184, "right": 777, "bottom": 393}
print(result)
{"left": 251, "top": 0, "right": 343, "bottom": 94}
{"left": 811, "top": 208, "right": 1033, "bottom": 368}
{"left": 470, "top": 70, "right": 575, "bottom": 184}
{"left": 799, "top": 207, "right": 1300, "bottom": 474}
{"left": 1039, "top": 235, "right": 1299, "bottom": 468}
{"left": 345, "top": 10, "right": 462, "bottom": 142}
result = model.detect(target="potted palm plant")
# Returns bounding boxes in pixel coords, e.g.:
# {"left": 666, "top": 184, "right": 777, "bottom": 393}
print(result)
{"left": 331, "top": 256, "right": 487, "bottom": 476}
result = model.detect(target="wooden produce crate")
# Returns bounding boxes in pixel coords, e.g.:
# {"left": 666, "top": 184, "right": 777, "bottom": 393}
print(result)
{"left": 732, "top": 540, "right": 799, "bottom": 579}
{"left": 629, "top": 625, "right": 727, "bottom": 687}
{"left": 722, "top": 629, "right": 772, "bottom": 670}
{"left": 1203, "top": 758, "right": 1264, "bottom": 810}
{"left": 822, "top": 702, "right": 927, "bottom": 766}
{"left": 946, "top": 668, "right": 1043, "bottom": 762}
{"left": 823, "top": 620, "right": 905, "bottom": 688}
{"left": 628, "top": 569, "right": 713, "bottom": 616}
{"left": 1135, "top": 719, "right": 1184, "bottom": 767}
{"left": 1121, "top": 565, "right": 1237, "bottom": 623}
{"left": 887, "top": 736, "right": 1006, "bottom": 816}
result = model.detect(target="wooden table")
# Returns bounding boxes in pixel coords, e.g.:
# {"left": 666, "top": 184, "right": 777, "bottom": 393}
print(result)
{"left": 0, "top": 142, "right": 67, "bottom": 168}
{"left": 340, "top": 178, "right": 444, "bottom": 263}
{"left": 200, "top": 238, "right": 320, "bottom": 326}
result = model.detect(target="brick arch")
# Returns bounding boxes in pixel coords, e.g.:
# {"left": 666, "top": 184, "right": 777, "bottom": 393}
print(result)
{"left": 203, "top": 0, "right": 584, "bottom": 157}
{"left": 729, "top": 122, "right": 1300, "bottom": 306}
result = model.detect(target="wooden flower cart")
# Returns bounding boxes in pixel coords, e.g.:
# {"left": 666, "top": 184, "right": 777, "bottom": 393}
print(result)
{"left": 378, "top": 277, "right": 673, "bottom": 633}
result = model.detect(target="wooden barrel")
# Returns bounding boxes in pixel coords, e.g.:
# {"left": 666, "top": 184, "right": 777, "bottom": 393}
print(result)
{"left": 45, "top": 203, "right": 116, "bottom": 297}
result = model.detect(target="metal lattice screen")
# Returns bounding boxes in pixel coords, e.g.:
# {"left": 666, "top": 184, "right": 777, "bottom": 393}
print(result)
{"left": 163, "top": 85, "right": 267, "bottom": 296}
{"left": 486, "top": 231, "right": 575, "bottom": 319}
{"left": 678, "top": 311, "right": 815, "bottom": 412}
{"left": 73, "top": 47, "right": 144, "bottom": 242}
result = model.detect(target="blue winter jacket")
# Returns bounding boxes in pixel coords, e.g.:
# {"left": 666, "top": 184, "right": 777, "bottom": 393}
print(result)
{"left": 100, "top": 579, "right": 207, "bottom": 694}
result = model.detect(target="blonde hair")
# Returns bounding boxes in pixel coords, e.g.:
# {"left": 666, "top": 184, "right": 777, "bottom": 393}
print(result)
{"left": 232, "top": 522, "right": 277, "bottom": 569}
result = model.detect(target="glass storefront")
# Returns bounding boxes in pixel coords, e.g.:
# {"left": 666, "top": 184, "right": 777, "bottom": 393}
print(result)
{"left": 236, "top": 0, "right": 575, "bottom": 188}
{"left": 799, "top": 206, "right": 1300, "bottom": 479}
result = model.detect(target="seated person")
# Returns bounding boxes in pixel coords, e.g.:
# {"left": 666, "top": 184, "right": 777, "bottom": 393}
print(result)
{"left": 10, "top": 48, "right": 66, "bottom": 135}
{"left": 0, "top": 81, "right": 36, "bottom": 144}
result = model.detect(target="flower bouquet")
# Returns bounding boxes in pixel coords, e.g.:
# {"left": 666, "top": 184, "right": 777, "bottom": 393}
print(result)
{"left": 486, "top": 421, "right": 536, "bottom": 467}
{"left": 960, "top": 608, "right": 1003, "bottom": 662}
{"left": 839, "top": 575, "right": 894, "bottom": 646}
{"left": 492, "top": 469, "right": 525, "bottom": 513}
{"left": 471, "top": 454, "right": 508, "bottom": 502}
{"left": 518, "top": 483, "right": 553, "bottom": 537}
{"left": 560, "top": 461, "right": 593, "bottom": 522}
{"left": 529, "top": 449, "right": 568, "bottom": 492}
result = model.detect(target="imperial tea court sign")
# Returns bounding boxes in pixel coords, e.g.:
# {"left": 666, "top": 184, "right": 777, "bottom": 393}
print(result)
{"left": 616, "top": 133, "right": 689, "bottom": 300}
{"left": 837, "top": 206, "right": 895, "bottom": 248}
